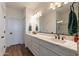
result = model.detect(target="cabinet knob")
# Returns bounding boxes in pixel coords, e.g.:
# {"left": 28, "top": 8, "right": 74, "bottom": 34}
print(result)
{"left": 1, "top": 36, "right": 4, "bottom": 38}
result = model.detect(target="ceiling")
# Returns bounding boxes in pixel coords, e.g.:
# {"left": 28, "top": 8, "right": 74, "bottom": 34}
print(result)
{"left": 6, "top": 2, "right": 49, "bottom": 10}
{"left": 6, "top": 2, "right": 78, "bottom": 16}
{"left": 6, "top": 2, "right": 51, "bottom": 16}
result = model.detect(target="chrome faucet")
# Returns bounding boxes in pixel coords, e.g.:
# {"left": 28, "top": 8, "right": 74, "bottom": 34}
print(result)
{"left": 55, "top": 34, "right": 65, "bottom": 40}
{"left": 54, "top": 34, "right": 60, "bottom": 39}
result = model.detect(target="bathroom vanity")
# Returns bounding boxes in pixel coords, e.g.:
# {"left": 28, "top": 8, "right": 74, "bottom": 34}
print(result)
{"left": 25, "top": 33, "right": 78, "bottom": 56}
{"left": 24, "top": 2, "right": 79, "bottom": 56}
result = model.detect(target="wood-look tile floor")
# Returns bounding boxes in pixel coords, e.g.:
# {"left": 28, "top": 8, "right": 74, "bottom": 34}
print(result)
{"left": 4, "top": 44, "right": 34, "bottom": 56}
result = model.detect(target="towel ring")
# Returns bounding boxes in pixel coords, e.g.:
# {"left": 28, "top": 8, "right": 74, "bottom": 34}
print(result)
{"left": 70, "top": 5, "right": 74, "bottom": 11}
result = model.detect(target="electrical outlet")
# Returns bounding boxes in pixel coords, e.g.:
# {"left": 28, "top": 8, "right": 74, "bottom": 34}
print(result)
{"left": 4, "top": 30, "right": 5, "bottom": 33}
{"left": 4, "top": 16, "right": 6, "bottom": 19}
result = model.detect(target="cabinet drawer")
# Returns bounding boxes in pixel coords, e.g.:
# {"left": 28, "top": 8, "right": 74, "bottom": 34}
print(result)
{"left": 39, "top": 45, "right": 57, "bottom": 56}
{"left": 31, "top": 47, "right": 39, "bottom": 56}
{"left": 31, "top": 36, "right": 40, "bottom": 43}
{"left": 53, "top": 45, "right": 77, "bottom": 56}
{"left": 31, "top": 42, "right": 39, "bottom": 56}
{"left": 32, "top": 42, "right": 39, "bottom": 51}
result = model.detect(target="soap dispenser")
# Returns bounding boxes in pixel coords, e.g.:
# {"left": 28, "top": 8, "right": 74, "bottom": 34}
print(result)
{"left": 74, "top": 34, "right": 79, "bottom": 42}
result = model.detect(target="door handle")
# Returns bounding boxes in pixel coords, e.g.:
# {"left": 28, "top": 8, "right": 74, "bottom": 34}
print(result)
{"left": 9, "top": 32, "right": 13, "bottom": 34}
{"left": 1, "top": 36, "right": 4, "bottom": 38}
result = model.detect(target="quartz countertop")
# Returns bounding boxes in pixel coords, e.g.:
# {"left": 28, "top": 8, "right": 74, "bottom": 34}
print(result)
{"left": 26, "top": 33, "right": 77, "bottom": 52}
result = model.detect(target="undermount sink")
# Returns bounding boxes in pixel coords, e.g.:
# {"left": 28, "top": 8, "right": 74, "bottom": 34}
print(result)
{"left": 52, "top": 39, "right": 66, "bottom": 43}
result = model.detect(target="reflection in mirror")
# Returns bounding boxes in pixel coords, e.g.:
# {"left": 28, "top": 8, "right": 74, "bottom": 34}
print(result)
{"left": 39, "top": 2, "right": 79, "bottom": 35}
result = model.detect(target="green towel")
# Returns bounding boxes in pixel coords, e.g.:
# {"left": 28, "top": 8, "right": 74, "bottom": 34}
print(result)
{"left": 68, "top": 6, "right": 78, "bottom": 35}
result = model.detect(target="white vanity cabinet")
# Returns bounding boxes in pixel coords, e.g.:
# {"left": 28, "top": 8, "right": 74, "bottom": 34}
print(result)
{"left": 39, "top": 39, "right": 77, "bottom": 56}
{"left": 25, "top": 34, "right": 77, "bottom": 56}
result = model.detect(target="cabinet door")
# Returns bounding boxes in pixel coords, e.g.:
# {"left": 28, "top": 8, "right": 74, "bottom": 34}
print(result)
{"left": 25, "top": 36, "right": 28, "bottom": 47}
{"left": 39, "top": 38, "right": 76, "bottom": 56}
{"left": 39, "top": 45, "right": 57, "bottom": 56}
{"left": 0, "top": 3, "right": 6, "bottom": 56}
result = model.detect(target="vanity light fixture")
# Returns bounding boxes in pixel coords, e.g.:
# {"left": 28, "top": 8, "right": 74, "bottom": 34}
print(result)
{"left": 49, "top": 2, "right": 68, "bottom": 10}
{"left": 57, "top": 20, "right": 63, "bottom": 23}
{"left": 49, "top": 2, "right": 62, "bottom": 10}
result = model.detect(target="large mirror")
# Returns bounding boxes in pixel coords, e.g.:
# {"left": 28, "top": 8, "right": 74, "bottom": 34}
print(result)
{"left": 39, "top": 2, "right": 79, "bottom": 35}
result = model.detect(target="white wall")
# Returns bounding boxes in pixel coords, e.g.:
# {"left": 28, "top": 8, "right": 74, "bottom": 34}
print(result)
{"left": 6, "top": 7, "right": 25, "bottom": 46}
{"left": 39, "top": 11, "right": 56, "bottom": 33}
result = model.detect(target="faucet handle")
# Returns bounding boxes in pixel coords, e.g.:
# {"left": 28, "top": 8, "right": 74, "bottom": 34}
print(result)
{"left": 62, "top": 36, "right": 65, "bottom": 40}
{"left": 62, "top": 37, "right": 64, "bottom": 40}
{"left": 58, "top": 34, "right": 60, "bottom": 39}
{"left": 55, "top": 35, "right": 57, "bottom": 39}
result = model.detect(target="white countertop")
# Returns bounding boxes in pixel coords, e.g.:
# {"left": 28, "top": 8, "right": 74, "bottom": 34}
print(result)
{"left": 26, "top": 33, "right": 77, "bottom": 52}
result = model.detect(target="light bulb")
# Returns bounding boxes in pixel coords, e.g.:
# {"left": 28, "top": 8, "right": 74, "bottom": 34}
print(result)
{"left": 57, "top": 3, "right": 62, "bottom": 7}
{"left": 52, "top": 6, "right": 56, "bottom": 10}
{"left": 50, "top": 3, "right": 54, "bottom": 8}
{"left": 50, "top": 3, "right": 54, "bottom": 6}
{"left": 55, "top": 2, "right": 62, "bottom": 8}
{"left": 50, "top": 3, "right": 56, "bottom": 10}
{"left": 64, "top": 2, "right": 68, "bottom": 4}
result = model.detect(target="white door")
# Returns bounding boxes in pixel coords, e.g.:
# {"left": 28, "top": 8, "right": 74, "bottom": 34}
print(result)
{"left": 6, "top": 17, "right": 25, "bottom": 47}
{"left": 0, "top": 3, "right": 6, "bottom": 55}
